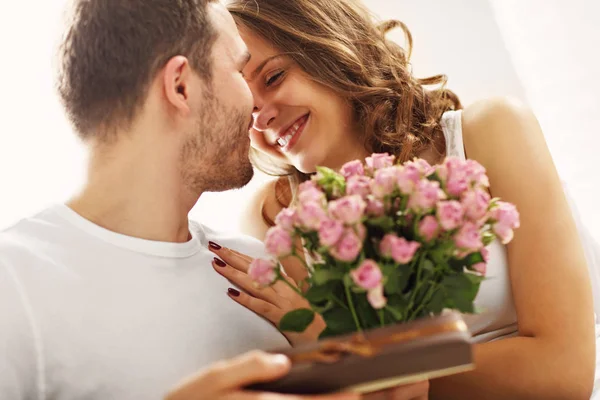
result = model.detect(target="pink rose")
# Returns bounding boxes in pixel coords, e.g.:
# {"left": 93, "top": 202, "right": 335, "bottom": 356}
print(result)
{"left": 418, "top": 215, "right": 440, "bottom": 241}
{"left": 437, "top": 200, "right": 464, "bottom": 231}
{"left": 464, "top": 159, "right": 490, "bottom": 188}
{"left": 454, "top": 221, "right": 483, "bottom": 252}
{"left": 366, "top": 197, "right": 385, "bottom": 217}
{"left": 443, "top": 158, "right": 469, "bottom": 197}
{"left": 264, "top": 226, "right": 293, "bottom": 257}
{"left": 340, "top": 160, "right": 365, "bottom": 178}
{"left": 391, "top": 237, "right": 421, "bottom": 264}
{"left": 406, "top": 158, "right": 434, "bottom": 177}
{"left": 396, "top": 165, "right": 421, "bottom": 194}
{"left": 329, "top": 195, "right": 367, "bottom": 225}
{"left": 491, "top": 202, "right": 520, "bottom": 244}
{"left": 330, "top": 228, "right": 363, "bottom": 262}
{"left": 470, "top": 247, "right": 489, "bottom": 275}
{"left": 346, "top": 175, "right": 372, "bottom": 198}
{"left": 350, "top": 259, "right": 383, "bottom": 290}
{"left": 318, "top": 217, "right": 344, "bottom": 247}
{"left": 296, "top": 202, "right": 327, "bottom": 230}
{"left": 371, "top": 167, "right": 397, "bottom": 198}
{"left": 472, "top": 262, "right": 487, "bottom": 276}
{"left": 367, "top": 285, "right": 387, "bottom": 309}
{"left": 298, "top": 181, "right": 326, "bottom": 205}
{"left": 366, "top": 153, "right": 396, "bottom": 170}
{"left": 408, "top": 180, "right": 444, "bottom": 212}
{"left": 461, "top": 189, "right": 491, "bottom": 222}
{"left": 275, "top": 208, "right": 297, "bottom": 232}
{"left": 379, "top": 234, "right": 397, "bottom": 258}
{"left": 481, "top": 246, "right": 490, "bottom": 262}
{"left": 249, "top": 258, "right": 278, "bottom": 287}
{"left": 355, "top": 223, "right": 367, "bottom": 241}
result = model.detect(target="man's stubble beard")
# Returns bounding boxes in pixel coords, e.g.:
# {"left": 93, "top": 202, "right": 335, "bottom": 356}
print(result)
{"left": 180, "top": 93, "right": 254, "bottom": 195}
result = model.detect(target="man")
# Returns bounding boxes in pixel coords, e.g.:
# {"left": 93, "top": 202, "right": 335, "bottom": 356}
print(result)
{"left": 0, "top": 1, "right": 288, "bottom": 398}
{"left": 0, "top": 1, "right": 427, "bottom": 399}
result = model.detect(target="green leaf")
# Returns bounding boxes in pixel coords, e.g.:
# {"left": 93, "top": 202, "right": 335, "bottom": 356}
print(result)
{"left": 367, "top": 216, "right": 396, "bottom": 231}
{"left": 304, "top": 284, "right": 333, "bottom": 303}
{"left": 422, "top": 259, "right": 435, "bottom": 273}
{"left": 385, "top": 295, "right": 409, "bottom": 322}
{"left": 315, "top": 167, "right": 346, "bottom": 198}
{"left": 312, "top": 300, "right": 335, "bottom": 314}
{"left": 312, "top": 269, "right": 344, "bottom": 285}
{"left": 482, "top": 232, "right": 495, "bottom": 246}
{"left": 318, "top": 327, "right": 337, "bottom": 339}
{"left": 427, "top": 289, "right": 445, "bottom": 314}
{"left": 355, "top": 294, "right": 380, "bottom": 328}
{"left": 427, "top": 171, "right": 443, "bottom": 184}
{"left": 382, "top": 264, "right": 410, "bottom": 295}
{"left": 439, "top": 273, "right": 483, "bottom": 314}
{"left": 322, "top": 308, "right": 357, "bottom": 334}
{"left": 279, "top": 309, "right": 315, "bottom": 333}
{"left": 449, "top": 251, "right": 484, "bottom": 271}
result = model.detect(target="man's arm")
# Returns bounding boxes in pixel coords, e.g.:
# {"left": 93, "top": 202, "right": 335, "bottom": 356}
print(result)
{"left": 0, "top": 260, "right": 41, "bottom": 400}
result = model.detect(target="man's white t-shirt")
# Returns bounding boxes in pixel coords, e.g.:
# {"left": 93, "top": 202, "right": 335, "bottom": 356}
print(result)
{"left": 0, "top": 204, "right": 289, "bottom": 400}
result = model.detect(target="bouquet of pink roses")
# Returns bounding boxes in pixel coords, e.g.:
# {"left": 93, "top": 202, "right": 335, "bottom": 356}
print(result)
{"left": 249, "top": 153, "right": 520, "bottom": 338}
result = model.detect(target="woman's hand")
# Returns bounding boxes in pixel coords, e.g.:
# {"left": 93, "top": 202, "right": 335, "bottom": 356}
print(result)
{"left": 165, "top": 350, "right": 359, "bottom": 400}
{"left": 209, "top": 242, "right": 326, "bottom": 346}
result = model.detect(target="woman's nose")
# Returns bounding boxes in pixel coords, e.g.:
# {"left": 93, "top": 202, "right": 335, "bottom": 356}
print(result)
{"left": 252, "top": 103, "right": 278, "bottom": 131}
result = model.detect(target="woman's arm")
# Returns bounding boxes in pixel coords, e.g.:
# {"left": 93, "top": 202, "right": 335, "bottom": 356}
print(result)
{"left": 430, "top": 98, "right": 596, "bottom": 399}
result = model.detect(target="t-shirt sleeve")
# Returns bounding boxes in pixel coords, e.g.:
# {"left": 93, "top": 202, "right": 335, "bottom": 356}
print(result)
{"left": 0, "top": 261, "right": 41, "bottom": 400}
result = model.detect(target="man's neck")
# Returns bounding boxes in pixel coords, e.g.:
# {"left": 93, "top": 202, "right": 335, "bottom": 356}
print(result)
{"left": 68, "top": 134, "right": 201, "bottom": 244}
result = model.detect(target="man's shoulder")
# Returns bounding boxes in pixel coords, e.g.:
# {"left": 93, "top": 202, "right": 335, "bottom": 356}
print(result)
{"left": 0, "top": 206, "right": 69, "bottom": 263}
{"left": 191, "top": 220, "right": 268, "bottom": 259}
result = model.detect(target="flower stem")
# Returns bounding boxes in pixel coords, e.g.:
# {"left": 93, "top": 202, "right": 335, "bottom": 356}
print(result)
{"left": 408, "top": 281, "right": 437, "bottom": 321}
{"left": 379, "top": 309, "right": 385, "bottom": 327}
{"left": 279, "top": 275, "right": 303, "bottom": 296}
{"left": 291, "top": 250, "right": 311, "bottom": 272}
{"left": 407, "top": 253, "right": 425, "bottom": 316}
{"left": 344, "top": 283, "right": 362, "bottom": 333}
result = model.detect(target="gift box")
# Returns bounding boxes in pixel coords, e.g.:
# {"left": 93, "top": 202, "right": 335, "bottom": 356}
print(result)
{"left": 248, "top": 312, "right": 473, "bottom": 394}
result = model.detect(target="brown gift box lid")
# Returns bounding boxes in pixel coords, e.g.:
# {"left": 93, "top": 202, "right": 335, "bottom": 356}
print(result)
{"left": 248, "top": 312, "right": 473, "bottom": 395}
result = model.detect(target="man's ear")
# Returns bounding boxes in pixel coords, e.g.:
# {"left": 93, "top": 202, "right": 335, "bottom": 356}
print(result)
{"left": 162, "top": 56, "right": 194, "bottom": 116}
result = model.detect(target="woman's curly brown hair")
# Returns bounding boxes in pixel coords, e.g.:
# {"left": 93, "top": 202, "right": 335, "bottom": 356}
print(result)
{"left": 227, "top": 0, "right": 461, "bottom": 191}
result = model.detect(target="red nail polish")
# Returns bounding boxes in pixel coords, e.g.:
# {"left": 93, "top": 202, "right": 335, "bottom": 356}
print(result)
{"left": 214, "top": 258, "right": 226, "bottom": 267}
{"left": 228, "top": 288, "right": 240, "bottom": 297}
{"left": 209, "top": 241, "right": 222, "bottom": 250}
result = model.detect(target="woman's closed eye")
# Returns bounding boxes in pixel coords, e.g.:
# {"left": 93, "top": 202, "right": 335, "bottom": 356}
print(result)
{"left": 265, "top": 70, "right": 285, "bottom": 87}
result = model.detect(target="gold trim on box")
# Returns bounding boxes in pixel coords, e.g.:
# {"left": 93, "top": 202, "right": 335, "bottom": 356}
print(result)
{"left": 290, "top": 319, "right": 469, "bottom": 364}
{"left": 346, "top": 363, "right": 475, "bottom": 394}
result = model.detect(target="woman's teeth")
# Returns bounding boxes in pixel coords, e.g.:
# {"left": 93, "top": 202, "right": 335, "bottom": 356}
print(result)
{"left": 277, "top": 119, "right": 302, "bottom": 147}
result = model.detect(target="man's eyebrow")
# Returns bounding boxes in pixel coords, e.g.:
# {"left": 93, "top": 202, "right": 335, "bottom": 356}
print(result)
{"left": 247, "top": 54, "right": 286, "bottom": 81}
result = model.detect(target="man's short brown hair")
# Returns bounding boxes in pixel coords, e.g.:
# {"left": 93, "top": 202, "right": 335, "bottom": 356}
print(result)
{"left": 57, "top": 0, "right": 217, "bottom": 140}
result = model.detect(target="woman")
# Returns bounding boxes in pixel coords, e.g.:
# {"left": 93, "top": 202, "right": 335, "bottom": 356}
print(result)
{"left": 210, "top": 0, "right": 600, "bottom": 398}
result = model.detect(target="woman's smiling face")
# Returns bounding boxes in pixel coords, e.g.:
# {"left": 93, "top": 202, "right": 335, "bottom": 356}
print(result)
{"left": 240, "top": 25, "right": 366, "bottom": 174}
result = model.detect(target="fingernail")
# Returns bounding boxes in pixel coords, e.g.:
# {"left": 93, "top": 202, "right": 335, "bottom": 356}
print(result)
{"left": 214, "top": 258, "right": 226, "bottom": 267}
{"left": 228, "top": 288, "right": 240, "bottom": 297}
{"left": 270, "top": 354, "right": 291, "bottom": 368}
{"left": 209, "top": 241, "right": 222, "bottom": 250}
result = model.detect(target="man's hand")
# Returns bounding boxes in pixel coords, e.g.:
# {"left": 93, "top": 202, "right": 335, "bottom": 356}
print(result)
{"left": 165, "top": 351, "right": 360, "bottom": 400}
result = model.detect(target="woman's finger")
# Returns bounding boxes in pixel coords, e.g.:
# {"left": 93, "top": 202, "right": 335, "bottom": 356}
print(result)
{"left": 213, "top": 258, "right": 279, "bottom": 304}
{"left": 209, "top": 243, "right": 253, "bottom": 273}
{"left": 227, "top": 287, "right": 284, "bottom": 326}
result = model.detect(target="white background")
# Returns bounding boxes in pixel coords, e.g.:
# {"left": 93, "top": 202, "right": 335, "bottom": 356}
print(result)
{"left": 0, "top": 1, "right": 598, "bottom": 242}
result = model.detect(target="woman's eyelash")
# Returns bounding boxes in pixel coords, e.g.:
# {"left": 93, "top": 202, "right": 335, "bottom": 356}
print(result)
{"left": 266, "top": 71, "right": 285, "bottom": 87}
